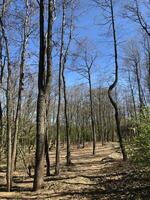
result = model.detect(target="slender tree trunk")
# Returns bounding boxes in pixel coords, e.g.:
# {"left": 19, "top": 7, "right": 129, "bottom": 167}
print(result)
{"left": 44, "top": 0, "right": 53, "bottom": 177}
{"left": 44, "top": 96, "right": 51, "bottom": 176}
{"left": 0, "top": 37, "right": 4, "bottom": 150}
{"left": 62, "top": 72, "right": 71, "bottom": 165}
{"left": 55, "top": 0, "right": 66, "bottom": 175}
{"left": 45, "top": 127, "right": 50, "bottom": 176}
{"left": 55, "top": 98, "right": 61, "bottom": 175}
{"left": 81, "top": 117, "right": 85, "bottom": 148}
{"left": 6, "top": 65, "right": 12, "bottom": 192}
{"left": 61, "top": 0, "right": 74, "bottom": 165}
{"left": 128, "top": 69, "right": 137, "bottom": 118}
{"left": 0, "top": 102, "right": 3, "bottom": 148}
{"left": 135, "top": 62, "right": 144, "bottom": 111}
{"left": 88, "top": 71, "right": 96, "bottom": 155}
{"left": 11, "top": 0, "right": 29, "bottom": 174}
{"left": 108, "top": 0, "right": 127, "bottom": 161}
{"left": 0, "top": 10, "right": 12, "bottom": 191}
{"left": 76, "top": 106, "right": 80, "bottom": 148}
{"left": 148, "top": 52, "right": 150, "bottom": 95}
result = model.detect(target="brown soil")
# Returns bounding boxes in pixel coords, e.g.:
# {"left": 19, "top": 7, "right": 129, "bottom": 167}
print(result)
{"left": 0, "top": 143, "right": 150, "bottom": 200}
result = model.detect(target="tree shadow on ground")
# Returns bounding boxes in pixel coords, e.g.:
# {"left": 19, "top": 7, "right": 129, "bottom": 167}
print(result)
{"left": 52, "top": 160, "right": 150, "bottom": 200}
{"left": 0, "top": 144, "right": 150, "bottom": 200}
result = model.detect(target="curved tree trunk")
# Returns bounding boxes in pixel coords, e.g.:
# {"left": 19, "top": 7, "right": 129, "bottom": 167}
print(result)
{"left": 108, "top": 0, "right": 127, "bottom": 161}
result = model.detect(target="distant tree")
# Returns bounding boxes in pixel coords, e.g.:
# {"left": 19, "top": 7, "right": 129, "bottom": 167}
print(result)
{"left": 124, "top": 41, "right": 145, "bottom": 111}
{"left": 72, "top": 41, "right": 97, "bottom": 155}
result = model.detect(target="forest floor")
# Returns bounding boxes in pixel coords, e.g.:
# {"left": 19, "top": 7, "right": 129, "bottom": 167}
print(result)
{"left": 0, "top": 142, "right": 150, "bottom": 200}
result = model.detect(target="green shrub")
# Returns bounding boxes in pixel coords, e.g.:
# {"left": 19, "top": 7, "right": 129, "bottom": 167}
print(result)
{"left": 126, "top": 108, "right": 150, "bottom": 166}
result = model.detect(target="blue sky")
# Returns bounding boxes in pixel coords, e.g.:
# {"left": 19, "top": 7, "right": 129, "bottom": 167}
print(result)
{"left": 4, "top": 0, "right": 146, "bottom": 90}
{"left": 63, "top": 0, "right": 141, "bottom": 88}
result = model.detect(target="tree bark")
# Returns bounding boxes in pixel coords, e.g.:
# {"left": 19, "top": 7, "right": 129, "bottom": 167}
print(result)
{"left": 33, "top": 0, "right": 52, "bottom": 190}
{"left": 45, "top": 124, "right": 50, "bottom": 176}
{"left": 33, "top": 0, "right": 46, "bottom": 190}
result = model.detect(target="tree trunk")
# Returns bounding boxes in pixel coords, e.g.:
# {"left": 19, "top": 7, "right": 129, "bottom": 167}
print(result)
{"left": 108, "top": 0, "right": 127, "bottom": 161}
{"left": 45, "top": 127, "right": 50, "bottom": 176}
{"left": 33, "top": 0, "right": 46, "bottom": 190}
{"left": 61, "top": 0, "right": 74, "bottom": 165}
{"left": 135, "top": 62, "right": 144, "bottom": 111}
{"left": 128, "top": 69, "right": 137, "bottom": 118}
{"left": 33, "top": 93, "right": 46, "bottom": 190}
{"left": 55, "top": 0, "right": 66, "bottom": 175}
{"left": 0, "top": 12, "right": 12, "bottom": 191}
{"left": 62, "top": 73, "right": 71, "bottom": 165}
{"left": 33, "top": 0, "right": 52, "bottom": 190}
{"left": 6, "top": 65, "right": 12, "bottom": 192}
{"left": 88, "top": 71, "right": 96, "bottom": 155}
{"left": 11, "top": 0, "right": 29, "bottom": 174}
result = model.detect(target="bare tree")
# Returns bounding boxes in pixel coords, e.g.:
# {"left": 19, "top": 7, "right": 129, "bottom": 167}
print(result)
{"left": 72, "top": 42, "right": 97, "bottom": 155}
{"left": 124, "top": 41, "right": 145, "bottom": 111}
{"left": 124, "top": 0, "right": 150, "bottom": 37}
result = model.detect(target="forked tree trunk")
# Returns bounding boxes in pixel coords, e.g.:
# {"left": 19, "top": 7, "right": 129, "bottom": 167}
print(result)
{"left": 33, "top": 0, "right": 52, "bottom": 190}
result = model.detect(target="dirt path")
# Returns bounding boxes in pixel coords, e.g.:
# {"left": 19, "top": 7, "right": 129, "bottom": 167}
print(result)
{"left": 0, "top": 143, "right": 150, "bottom": 199}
